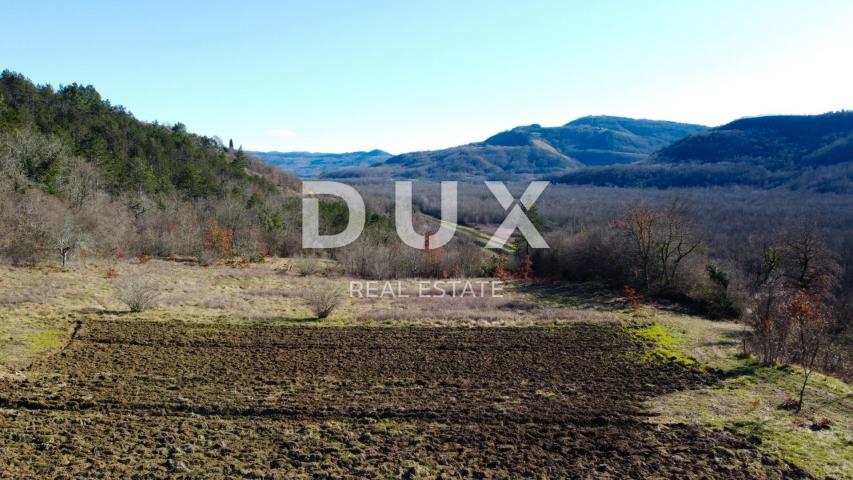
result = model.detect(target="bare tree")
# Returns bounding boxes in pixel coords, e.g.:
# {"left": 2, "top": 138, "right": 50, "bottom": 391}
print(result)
{"left": 51, "top": 218, "right": 88, "bottom": 269}
{"left": 614, "top": 198, "right": 702, "bottom": 292}
{"left": 657, "top": 198, "right": 702, "bottom": 290}
{"left": 614, "top": 203, "right": 658, "bottom": 289}
{"left": 743, "top": 227, "right": 841, "bottom": 391}
{"left": 784, "top": 289, "right": 831, "bottom": 412}
{"left": 745, "top": 243, "right": 788, "bottom": 365}
{"left": 58, "top": 156, "right": 101, "bottom": 210}
{"left": 782, "top": 224, "right": 839, "bottom": 295}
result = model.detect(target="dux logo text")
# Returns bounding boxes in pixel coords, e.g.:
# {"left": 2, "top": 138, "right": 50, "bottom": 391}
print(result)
{"left": 301, "top": 181, "right": 549, "bottom": 250}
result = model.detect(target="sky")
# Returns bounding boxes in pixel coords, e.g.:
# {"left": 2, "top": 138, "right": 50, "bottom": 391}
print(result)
{"left": 3, "top": 0, "right": 853, "bottom": 153}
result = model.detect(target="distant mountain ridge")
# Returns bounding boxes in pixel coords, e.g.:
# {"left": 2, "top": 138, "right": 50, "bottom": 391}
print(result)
{"left": 487, "top": 116, "right": 708, "bottom": 165}
{"left": 555, "top": 111, "right": 853, "bottom": 192}
{"left": 250, "top": 149, "right": 391, "bottom": 178}
{"left": 325, "top": 116, "right": 707, "bottom": 180}
{"left": 649, "top": 112, "right": 853, "bottom": 168}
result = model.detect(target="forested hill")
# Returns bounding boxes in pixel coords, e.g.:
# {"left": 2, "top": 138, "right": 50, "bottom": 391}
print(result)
{"left": 325, "top": 116, "right": 706, "bottom": 180}
{"left": 487, "top": 116, "right": 707, "bottom": 166}
{"left": 0, "top": 70, "right": 297, "bottom": 197}
{"left": 0, "top": 70, "right": 307, "bottom": 264}
{"left": 554, "top": 112, "right": 853, "bottom": 192}
{"left": 650, "top": 112, "right": 853, "bottom": 168}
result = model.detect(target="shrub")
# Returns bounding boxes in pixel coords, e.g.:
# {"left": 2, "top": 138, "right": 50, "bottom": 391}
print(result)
{"left": 198, "top": 249, "right": 218, "bottom": 267}
{"left": 624, "top": 286, "right": 642, "bottom": 310}
{"left": 203, "top": 220, "right": 233, "bottom": 257}
{"left": 293, "top": 256, "right": 322, "bottom": 276}
{"left": 116, "top": 274, "right": 160, "bottom": 312}
{"left": 493, "top": 255, "right": 511, "bottom": 281}
{"left": 300, "top": 281, "right": 343, "bottom": 319}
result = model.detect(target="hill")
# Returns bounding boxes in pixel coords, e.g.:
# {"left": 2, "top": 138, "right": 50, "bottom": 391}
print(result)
{"left": 487, "top": 116, "right": 708, "bottom": 166}
{"left": 650, "top": 112, "right": 853, "bottom": 168}
{"left": 0, "top": 70, "right": 297, "bottom": 197}
{"left": 0, "top": 70, "right": 303, "bottom": 265}
{"left": 327, "top": 116, "right": 706, "bottom": 180}
{"left": 250, "top": 149, "right": 392, "bottom": 178}
{"left": 554, "top": 112, "right": 853, "bottom": 192}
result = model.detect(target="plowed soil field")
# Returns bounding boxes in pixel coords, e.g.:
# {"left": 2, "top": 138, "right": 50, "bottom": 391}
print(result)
{"left": 0, "top": 321, "right": 807, "bottom": 478}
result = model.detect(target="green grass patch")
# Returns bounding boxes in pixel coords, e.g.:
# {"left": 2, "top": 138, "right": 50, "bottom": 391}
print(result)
{"left": 630, "top": 323, "right": 696, "bottom": 365}
{"left": 22, "top": 328, "right": 65, "bottom": 354}
{"left": 652, "top": 372, "right": 852, "bottom": 479}
{"left": 645, "top": 314, "right": 853, "bottom": 479}
{"left": 758, "top": 423, "right": 852, "bottom": 477}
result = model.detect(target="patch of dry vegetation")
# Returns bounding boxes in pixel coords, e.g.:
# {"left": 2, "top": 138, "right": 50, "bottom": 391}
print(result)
{"left": 357, "top": 293, "right": 617, "bottom": 326}
{"left": 0, "top": 259, "right": 608, "bottom": 370}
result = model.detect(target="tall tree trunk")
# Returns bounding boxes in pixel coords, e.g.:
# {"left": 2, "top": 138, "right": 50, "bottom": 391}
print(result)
{"left": 797, "top": 368, "right": 811, "bottom": 412}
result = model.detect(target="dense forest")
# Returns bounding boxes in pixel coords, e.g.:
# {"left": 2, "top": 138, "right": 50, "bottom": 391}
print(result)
{"left": 1, "top": 71, "right": 278, "bottom": 196}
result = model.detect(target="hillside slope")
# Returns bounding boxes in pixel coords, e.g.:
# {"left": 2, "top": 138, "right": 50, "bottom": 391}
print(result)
{"left": 0, "top": 70, "right": 297, "bottom": 197}
{"left": 650, "top": 112, "right": 853, "bottom": 168}
{"left": 250, "top": 149, "right": 391, "bottom": 178}
{"left": 554, "top": 112, "right": 853, "bottom": 192}
{"left": 327, "top": 116, "right": 706, "bottom": 180}
{"left": 487, "top": 116, "right": 707, "bottom": 166}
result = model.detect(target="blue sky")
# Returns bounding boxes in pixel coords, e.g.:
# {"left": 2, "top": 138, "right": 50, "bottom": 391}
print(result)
{"left": 3, "top": 0, "right": 852, "bottom": 153}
